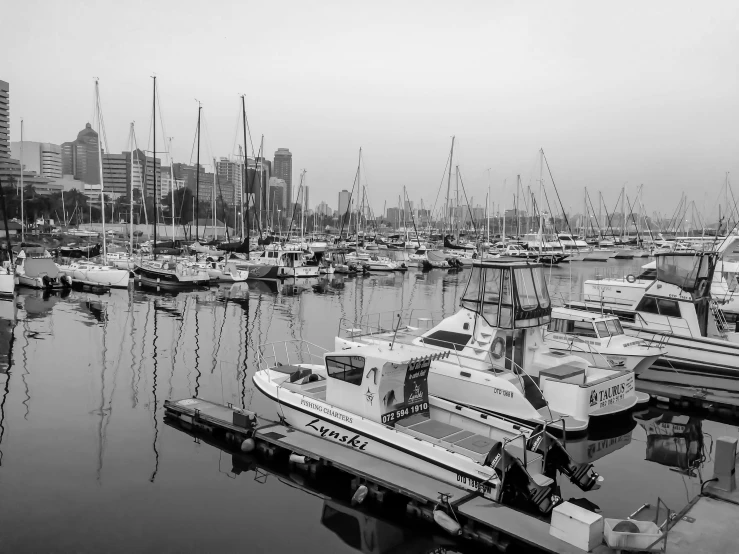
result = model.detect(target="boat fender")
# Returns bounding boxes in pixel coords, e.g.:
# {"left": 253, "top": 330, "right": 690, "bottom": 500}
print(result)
{"left": 240, "top": 438, "right": 256, "bottom": 452}
{"left": 351, "top": 485, "right": 368, "bottom": 505}
{"left": 490, "top": 337, "right": 505, "bottom": 359}
{"left": 626, "top": 274, "right": 636, "bottom": 283}
{"left": 433, "top": 509, "right": 462, "bottom": 535}
{"left": 63, "top": 275, "right": 73, "bottom": 287}
{"left": 289, "top": 453, "right": 307, "bottom": 465}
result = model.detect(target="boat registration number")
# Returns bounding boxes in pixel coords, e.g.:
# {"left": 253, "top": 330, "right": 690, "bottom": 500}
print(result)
{"left": 456, "top": 474, "right": 495, "bottom": 495}
{"left": 381, "top": 402, "right": 428, "bottom": 424}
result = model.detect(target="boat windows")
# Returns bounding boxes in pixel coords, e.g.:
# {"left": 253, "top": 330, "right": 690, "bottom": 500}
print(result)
{"left": 325, "top": 355, "right": 365, "bottom": 386}
{"left": 595, "top": 321, "right": 609, "bottom": 337}
{"left": 636, "top": 296, "right": 659, "bottom": 314}
{"left": 573, "top": 321, "right": 598, "bottom": 337}
{"left": 656, "top": 299, "right": 681, "bottom": 318}
{"left": 605, "top": 318, "right": 624, "bottom": 336}
{"left": 515, "top": 268, "right": 537, "bottom": 310}
{"left": 547, "top": 318, "right": 571, "bottom": 333}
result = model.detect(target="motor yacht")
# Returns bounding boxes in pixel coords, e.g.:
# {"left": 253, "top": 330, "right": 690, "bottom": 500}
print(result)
{"left": 338, "top": 260, "right": 642, "bottom": 433}
{"left": 568, "top": 246, "right": 739, "bottom": 393}
{"left": 254, "top": 340, "right": 599, "bottom": 516}
{"left": 203, "top": 260, "right": 250, "bottom": 282}
{"left": 246, "top": 248, "right": 320, "bottom": 279}
{"left": 16, "top": 257, "right": 72, "bottom": 290}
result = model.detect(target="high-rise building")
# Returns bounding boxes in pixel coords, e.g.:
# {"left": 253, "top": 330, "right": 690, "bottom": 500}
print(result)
{"left": 338, "top": 189, "right": 351, "bottom": 217}
{"left": 0, "top": 81, "right": 8, "bottom": 163}
{"left": 100, "top": 153, "right": 127, "bottom": 197}
{"left": 216, "top": 157, "right": 243, "bottom": 207}
{"left": 61, "top": 123, "right": 102, "bottom": 185}
{"left": 10, "top": 141, "right": 62, "bottom": 180}
{"left": 124, "top": 149, "right": 161, "bottom": 198}
{"left": 160, "top": 167, "right": 184, "bottom": 199}
{"left": 273, "top": 148, "right": 292, "bottom": 215}
{"left": 315, "top": 201, "right": 332, "bottom": 217}
{"left": 268, "top": 177, "right": 287, "bottom": 210}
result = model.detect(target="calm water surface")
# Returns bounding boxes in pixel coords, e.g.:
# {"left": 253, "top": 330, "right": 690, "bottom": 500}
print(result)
{"left": 0, "top": 260, "right": 736, "bottom": 553}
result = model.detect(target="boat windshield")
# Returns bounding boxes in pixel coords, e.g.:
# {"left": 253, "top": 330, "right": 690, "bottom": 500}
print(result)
{"left": 461, "top": 265, "right": 551, "bottom": 329}
{"left": 656, "top": 254, "right": 715, "bottom": 296}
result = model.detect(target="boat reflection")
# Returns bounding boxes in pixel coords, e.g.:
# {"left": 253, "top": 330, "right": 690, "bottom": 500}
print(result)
{"left": 633, "top": 407, "right": 705, "bottom": 475}
{"left": 15, "top": 289, "right": 70, "bottom": 319}
{"left": 165, "top": 417, "right": 466, "bottom": 554}
{"left": 0, "top": 297, "right": 16, "bottom": 374}
{"left": 565, "top": 415, "right": 637, "bottom": 464}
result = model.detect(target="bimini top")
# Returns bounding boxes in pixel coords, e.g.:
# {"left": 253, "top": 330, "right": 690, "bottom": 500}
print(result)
{"left": 23, "top": 258, "right": 60, "bottom": 278}
{"left": 653, "top": 252, "right": 716, "bottom": 297}
{"left": 461, "top": 262, "right": 551, "bottom": 329}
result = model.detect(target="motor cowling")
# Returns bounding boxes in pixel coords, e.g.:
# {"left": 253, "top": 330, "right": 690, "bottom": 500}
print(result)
{"left": 527, "top": 426, "right": 600, "bottom": 492}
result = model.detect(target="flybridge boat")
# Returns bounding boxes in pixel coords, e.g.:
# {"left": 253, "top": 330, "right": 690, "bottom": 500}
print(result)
{"left": 254, "top": 340, "right": 602, "bottom": 517}
{"left": 567, "top": 248, "right": 739, "bottom": 393}
{"left": 133, "top": 259, "right": 210, "bottom": 290}
{"left": 543, "top": 307, "right": 665, "bottom": 372}
{"left": 246, "top": 248, "right": 319, "bottom": 279}
{"left": 338, "top": 260, "right": 641, "bottom": 433}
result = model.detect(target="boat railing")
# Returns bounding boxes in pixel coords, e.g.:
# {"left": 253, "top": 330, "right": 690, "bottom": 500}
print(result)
{"left": 541, "top": 330, "right": 618, "bottom": 369}
{"left": 632, "top": 311, "right": 694, "bottom": 338}
{"left": 257, "top": 340, "right": 329, "bottom": 375}
{"left": 338, "top": 311, "right": 550, "bottom": 397}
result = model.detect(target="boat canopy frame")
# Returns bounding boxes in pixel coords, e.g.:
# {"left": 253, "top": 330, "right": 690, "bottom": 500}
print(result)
{"left": 460, "top": 261, "right": 552, "bottom": 329}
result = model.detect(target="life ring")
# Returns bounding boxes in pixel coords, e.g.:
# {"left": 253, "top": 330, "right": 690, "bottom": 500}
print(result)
{"left": 491, "top": 336, "right": 505, "bottom": 359}
{"left": 626, "top": 274, "right": 636, "bottom": 283}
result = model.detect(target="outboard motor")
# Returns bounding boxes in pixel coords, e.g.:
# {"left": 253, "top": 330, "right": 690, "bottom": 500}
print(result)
{"left": 484, "top": 442, "right": 559, "bottom": 515}
{"left": 527, "top": 426, "right": 600, "bottom": 492}
{"left": 42, "top": 275, "right": 52, "bottom": 289}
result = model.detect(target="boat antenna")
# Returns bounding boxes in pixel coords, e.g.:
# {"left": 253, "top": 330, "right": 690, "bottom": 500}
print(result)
{"left": 389, "top": 313, "right": 402, "bottom": 351}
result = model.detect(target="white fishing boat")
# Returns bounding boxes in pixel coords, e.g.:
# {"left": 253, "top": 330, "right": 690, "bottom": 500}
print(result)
{"left": 16, "top": 257, "right": 72, "bottom": 290}
{"left": 567, "top": 247, "right": 739, "bottom": 393}
{"left": 338, "top": 260, "right": 642, "bottom": 433}
{"left": 254, "top": 340, "right": 569, "bottom": 515}
{"left": 543, "top": 307, "right": 665, "bottom": 372}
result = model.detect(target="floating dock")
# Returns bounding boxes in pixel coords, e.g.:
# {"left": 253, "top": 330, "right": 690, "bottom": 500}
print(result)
{"left": 164, "top": 396, "right": 613, "bottom": 553}
{"left": 164, "top": 396, "right": 739, "bottom": 553}
{"left": 636, "top": 379, "right": 739, "bottom": 418}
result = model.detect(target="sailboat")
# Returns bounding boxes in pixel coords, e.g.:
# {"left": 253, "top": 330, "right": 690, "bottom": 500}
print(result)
{"left": 59, "top": 80, "right": 130, "bottom": 288}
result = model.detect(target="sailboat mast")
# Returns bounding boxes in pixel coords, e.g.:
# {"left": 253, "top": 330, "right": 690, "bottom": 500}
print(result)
{"left": 445, "top": 137, "right": 454, "bottom": 236}
{"left": 128, "top": 123, "right": 135, "bottom": 254}
{"left": 539, "top": 148, "right": 544, "bottom": 256}
{"left": 241, "top": 95, "right": 249, "bottom": 254}
{"left": 169, "top": 138, "right": 175, "bottom": 243}
{"left": 152, "top": 75, "right": 157, "bottom": 259}
{"left": 95, "top": 80, "right": 107, "bottom": 263}
{"left": 195, "top": 102, "right": 201, "bottom": 241}
{"left": 20, "top": 119, "right": 24, "bottom": 243}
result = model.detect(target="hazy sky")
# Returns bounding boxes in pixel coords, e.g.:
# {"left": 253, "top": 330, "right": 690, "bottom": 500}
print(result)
{"left": 5, "top": 0, "right": 739, "bottom": 222}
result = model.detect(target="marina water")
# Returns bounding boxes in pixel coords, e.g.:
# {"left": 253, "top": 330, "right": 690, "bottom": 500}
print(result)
{"left": 0, "top": 259, "right": 736, "bottom": 553}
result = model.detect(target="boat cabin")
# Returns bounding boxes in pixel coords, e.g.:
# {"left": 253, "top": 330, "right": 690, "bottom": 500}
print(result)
{"left": 547, "top": 308, "right": 625, "bottom": 342}
{"left": 633, "top": 252, "right": 716, "bottom": 337}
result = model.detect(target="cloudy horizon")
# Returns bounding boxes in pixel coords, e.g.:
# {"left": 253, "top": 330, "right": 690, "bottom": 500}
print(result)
{"left": 4, "top": 0, "right": 738, "bottom": 223}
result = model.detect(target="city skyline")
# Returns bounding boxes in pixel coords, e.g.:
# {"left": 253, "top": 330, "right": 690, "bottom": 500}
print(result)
{"left": 3, "top": 1, "right": 739, "bottom": 221}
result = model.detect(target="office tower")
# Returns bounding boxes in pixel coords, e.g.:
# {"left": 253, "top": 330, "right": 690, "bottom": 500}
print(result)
{"left": 315, "top": 201, "right": 331, "bottom": 217}
{"left": 273, "top": 148, "right": 292, "bottom": 215}
{"left": 0, "top": 81, "right": 8, "bottom": 162}
{"left": 338, "top": 189, "right": 350, "bottom": 217}
{"left": 61, "top": 123, "right": 101, "bottom": 184}
{"left": 101, "top": 153, "right": 127, "bottom": 197}
{"left": 10, "top": 141, "right": 62, "bottom": 179}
